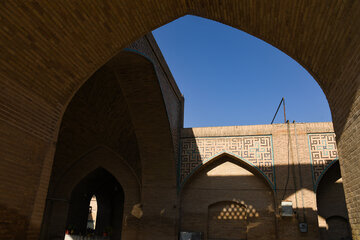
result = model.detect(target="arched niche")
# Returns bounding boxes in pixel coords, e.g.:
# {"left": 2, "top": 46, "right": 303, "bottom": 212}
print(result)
{"left": 41, "top": 48, "right": 178, "bottom": 239}
{"left": 66, "top": 167, "right": 125, "bottom": 237}
{"left": 180, "top": 152, "right": 275, "bottom": 192}
{"left": 180, "top": 153, "right": 276, "bottom": 240}
{"left": 316, "top": 161, "right": 351, "bottom": 240}
{"left": 40, "top": 147, "right": 141, "bottom": 240}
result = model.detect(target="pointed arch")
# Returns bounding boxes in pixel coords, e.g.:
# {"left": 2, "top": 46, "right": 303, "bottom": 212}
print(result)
{"left": 52, "top": 146, "right": 141, "bottom": 199}
{"left": 41, "top": 147, "right": 141, "bottom": 239}
{"left": 180, "top": 152, "right": 275, "bottom": 192}
{"left": 41, "top": 45, "right": 179, "bottom": 239}
{"left": 314, "top": 158, "right": 339, "bottom": 192}
{"left": 51, "top": 48, "right": 177, "bottom": 194}
{"left": 316, "top": 160, "right": 350, "bottom": 240}
{"left": 66, "top": 167, "right": 125, "bottom": 236}
{"left": 180, "top": 152, "right": 277, "bottom": 238}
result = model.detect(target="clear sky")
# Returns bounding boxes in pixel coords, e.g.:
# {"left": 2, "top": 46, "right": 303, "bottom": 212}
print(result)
{"left": 152, "top": 15, "right": 332, "bottom": 128}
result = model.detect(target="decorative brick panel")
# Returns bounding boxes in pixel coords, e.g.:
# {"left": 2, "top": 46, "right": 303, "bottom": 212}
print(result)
{"left": 180, "top": 135, "right": 275, "bottom": 188}
{"left": 308, "top": 133, "right": 338, "bottom": 191}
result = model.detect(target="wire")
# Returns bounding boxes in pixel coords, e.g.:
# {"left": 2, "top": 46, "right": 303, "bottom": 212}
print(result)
{"left": 282, "top": 120, "right": 299, "bottom": 220}
{"left": 293, "top": 121, "right": 306, "bottom": 222}
{"left": 290, "top": 125, "right": 299, "bottom": 219}
{"left": 281, "top": 120, "right": 291, "bottom": 201}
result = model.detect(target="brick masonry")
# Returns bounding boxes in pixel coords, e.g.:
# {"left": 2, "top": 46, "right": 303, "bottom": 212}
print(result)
{"left": 308, "top": 133, "right": 338, "bottom": 191}
{"left": 180, "top": 135, "right": 275, "bottom": 188}
{"left": 0, "top": 1, "right": 359, "bottom": 239}
{"left": 180, "top": 125, "right": 340, "bottom": 192}
{"left": 180, "top": 122, "right": 346, "bottom": 240}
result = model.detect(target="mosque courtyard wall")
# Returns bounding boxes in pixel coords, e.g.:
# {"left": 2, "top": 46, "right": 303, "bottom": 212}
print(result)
{"left": 179, "top": 122, "right": 348, "bottom": 240}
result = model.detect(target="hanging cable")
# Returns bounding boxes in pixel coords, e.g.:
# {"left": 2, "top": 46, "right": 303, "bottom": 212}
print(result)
{"left": 281, "top": 120, "right": 291, "bottom": 201}
{"left": 293, "top": 121, "right": 306, "bottom": 222}
{"left": 281, "top": 120, "right": 299, "bottom": 220}
{"left": 289, "top": 122, "right": 299, "bottom": 219}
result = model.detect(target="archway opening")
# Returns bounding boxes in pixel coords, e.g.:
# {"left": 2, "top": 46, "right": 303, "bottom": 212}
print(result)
{"left": 40, "top": 45, "right": 174, "bottom": 239}
{"left": 316, "top": 161, "right": 351, "bottom": 240}
{"left": 66, "top": 168, "right": 124, "bottom": 238}
{"left": 87, "top": 195, "right": 98, "bottom": 231}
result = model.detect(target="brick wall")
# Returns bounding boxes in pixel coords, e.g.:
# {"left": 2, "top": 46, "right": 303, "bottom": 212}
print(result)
{"left": 179, "top": 122, "right": 346, "bottom": 240}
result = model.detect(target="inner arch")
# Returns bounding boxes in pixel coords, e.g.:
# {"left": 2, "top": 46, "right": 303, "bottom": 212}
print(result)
{"left": 66, "top": 167, "right": 125, "bottom": 237}
{"left": 181, "top": 153, "right": 275, "bottom": 191}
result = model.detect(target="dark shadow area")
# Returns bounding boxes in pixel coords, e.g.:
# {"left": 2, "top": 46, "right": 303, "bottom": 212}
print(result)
{"left": 317, "top": 161, "right": 351, "bottom": 240}
{"left": 0, "top": 204, "right": 30, "bottom": 240}
{"left": 66, "top": 167, "right": 124, "bottom": 238}
{"left": 326, "top": 216, "right": 351, "bottom": 240}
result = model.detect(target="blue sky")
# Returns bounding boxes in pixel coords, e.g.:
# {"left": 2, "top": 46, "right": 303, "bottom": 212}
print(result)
{"left": 152, "top": 15, "right": 332, "bottom": 128}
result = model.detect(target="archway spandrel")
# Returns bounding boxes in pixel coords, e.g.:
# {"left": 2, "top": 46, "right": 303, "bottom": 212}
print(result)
{"left": 180, "top": 135, "right": 275, "bottom": 188}
{"left": 308, "top": 133, "right": 339, "bottom": 191}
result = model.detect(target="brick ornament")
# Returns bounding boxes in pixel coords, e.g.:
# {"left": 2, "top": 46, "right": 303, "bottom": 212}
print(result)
{"left": 180, "top": 136, "right": 275, "bottom": 188}
{"left": 308, "top": 133, "right": 338, "bottom": 190}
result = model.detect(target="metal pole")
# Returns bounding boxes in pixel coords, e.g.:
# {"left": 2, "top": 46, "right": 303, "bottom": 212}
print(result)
{"left": 271, "top": 98, "right": 284, "bottom": 124}
{"left": 282, "top": 97, "right": 286, "bottom": 123}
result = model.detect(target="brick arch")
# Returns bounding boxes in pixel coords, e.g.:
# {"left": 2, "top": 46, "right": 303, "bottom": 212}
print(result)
{"left": 41, "top": 49, "right": 178, "bottom": 239}
{"left": 1, "top": 2, "right": 360, "bottom": 239}
{"left": 50, "top": 146, "right": 141, "bottom": 199}
{"left": 41, "top": 146, "right": 141, "bottom": 240}
{"left": 316, "top": 161, "right": 350, "bottom": 240}
{"left": 314, "top": 159, "right": 339, "bottom": 192}
{"left": 1, "top": 3, "right": 358, "bottom": 140}
{"left": 65, "top": 167, "right": 124, "bottom": 237}
{"left": 180, "top": 152, "right": 275, "bottom": 192}
{"left": 104, "top": 49, "right": 178, "bottom": 192}
{"left": 49, "top": 49, "right": 176, "bottom": 190}
{"left": 180, "top": 153, "right": 276, "bottom": 239}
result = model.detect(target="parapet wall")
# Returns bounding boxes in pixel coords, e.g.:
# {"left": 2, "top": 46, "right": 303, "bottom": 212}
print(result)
{"left": 180, "top": 122, "right": 336, "bottom": 191}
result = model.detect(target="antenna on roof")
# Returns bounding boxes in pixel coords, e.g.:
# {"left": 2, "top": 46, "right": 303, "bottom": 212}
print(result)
{"left": 271, "top": 97, "right": 286, "bottom": 124}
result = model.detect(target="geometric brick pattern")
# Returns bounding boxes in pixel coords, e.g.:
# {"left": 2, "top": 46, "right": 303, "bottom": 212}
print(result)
{"left": 180, "top": 136, "right": 275, "bottom": 188}
{"left": 308, "top": 133, "right": 338, "bottom": 190}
